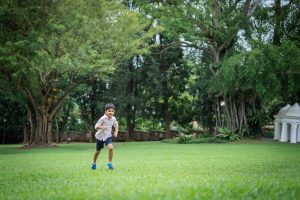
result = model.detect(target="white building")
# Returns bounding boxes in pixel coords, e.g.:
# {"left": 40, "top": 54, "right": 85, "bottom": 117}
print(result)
{"left": 274, "top": 103, "right": 300, "bottom": 143}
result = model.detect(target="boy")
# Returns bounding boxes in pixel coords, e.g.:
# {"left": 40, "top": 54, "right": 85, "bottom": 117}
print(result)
{"left": 91, "top": 103, "right": 119, "bottom": 170}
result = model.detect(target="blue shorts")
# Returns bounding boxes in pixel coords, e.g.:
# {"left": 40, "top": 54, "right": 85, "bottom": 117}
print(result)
{"left": 96, "top": 137, "right": 112, "bottom": 151}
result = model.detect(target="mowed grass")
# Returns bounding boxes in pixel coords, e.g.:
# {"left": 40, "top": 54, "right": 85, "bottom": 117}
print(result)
{"left": 0, "top": 140, "right": 300, "bottom": 200}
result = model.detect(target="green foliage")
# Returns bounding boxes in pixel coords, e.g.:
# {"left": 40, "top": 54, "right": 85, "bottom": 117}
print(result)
{"left": 73, "top": 79, "right": 111, "bottom": 135}
{"left": 1, "top": 0, "right": 154, "bottom": 143}
{"left": 137, "top": 36, "right": 191, "bottom": 128}
{"left": 175, "top": 132, "right": 193, "bottom": 143}
{"left": 134, "top": 118, "right": 164, "bottom": 132}
{"left": 218, "top": 47, "right": 280, "bottom": 101}
{"left": 0, "top": 90, "right": 26, "bottom": 143}
{"left": 1, "top": 0, "right": 300, "bottom": 142}
{"left": 216, "top": 127, "right": 242, "bottom": 142}
{"left": 165, "top": 133, "right": 228, "bottom": 144}
{"left": 207, "top": 39, "right": 300, "bottom": 134}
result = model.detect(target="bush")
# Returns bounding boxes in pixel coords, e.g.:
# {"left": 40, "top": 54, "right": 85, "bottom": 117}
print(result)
{"left": 175, "top": 133, "right": 193, "bottom": 143}
{"left": 162, "top": 134, "right": 228, "bottom": 144}
{"left": 215, "top": 127, "right": 242, "bottom": 142}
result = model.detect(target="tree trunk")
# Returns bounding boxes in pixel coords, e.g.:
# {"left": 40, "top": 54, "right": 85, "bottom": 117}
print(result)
{"left": 159, "top": 34, "right": 172, "bottom": 134}
{"left": 126, "top": 103, "right": 134, "bottom": 140}
{"left": 22, "top": 121, "right": 30, "bottom": 144}
{"left": 207, "top": 1, "right": 260, "bottom": 135}
{"left": 32, "top": 110, "right": 54, "bottom": 144}
{"left": 55, "top": 118, "right": 59, "bottom": 142}
{"left": 56, "top": 104, "right": 70, "bottom": 142}
{"left": 24, "top": 103, "right": 34, "bottom": 144}
{"left": 126, "top": 60, "right": 135, "bottom": 140}
{"left": 88, "top": 124, "right": 94, "bottom": 143}
{"left": 273, "top": 0, "right": 282, "bottom": 45}
{"left": 23, "top": 74, "right": 77, "bottom": 145}
{"left": 163, "top": 97, "right": 171, "bottom": 134}
{"left": 47, "top": 120, "right": 53, "bottom": 143}
{"left": 224, "top": 94, "right": 249, "bottom": 134}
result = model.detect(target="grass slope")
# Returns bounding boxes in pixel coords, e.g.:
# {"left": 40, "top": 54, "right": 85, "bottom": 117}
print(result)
{"left": 0, "top": 141, "right": 300, "bottom": 200}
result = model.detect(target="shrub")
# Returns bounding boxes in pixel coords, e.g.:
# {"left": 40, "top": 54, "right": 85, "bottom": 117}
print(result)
{"left": 162, "top": 135, "right": 228, "bottom": 144}
{"left": 216, "top": 127, "right": 242, "bottom": 141}
{"left": 175, "top": 133, "right": 193, "bottom": 143}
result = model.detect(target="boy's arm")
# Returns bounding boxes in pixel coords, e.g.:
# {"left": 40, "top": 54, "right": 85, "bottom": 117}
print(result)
{"left": 96, "top": 125, "right": 106, "bottom": 130}
{"left": 114, "top": 126, "right": 119, "bottom": 137}
{"left": 95, "top": 118, "right": 106, "bottom": 130}
{"left": 113, "top": 121, "right": 119, "bottom": 137}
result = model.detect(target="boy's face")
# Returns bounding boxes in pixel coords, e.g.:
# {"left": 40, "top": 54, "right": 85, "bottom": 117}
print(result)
{"left": 105, "top": 108, "right": 115, "bottom": 118}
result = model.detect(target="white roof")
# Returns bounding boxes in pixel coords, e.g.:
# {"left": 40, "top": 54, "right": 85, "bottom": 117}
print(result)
{"left": 277, "top": 104, "right": 291, "bottom": 116}
{"left": 285, "top": 103, "right": 300, "bottom": 117}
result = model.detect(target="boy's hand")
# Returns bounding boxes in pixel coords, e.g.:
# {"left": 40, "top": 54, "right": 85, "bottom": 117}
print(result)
{"left": 96, "top": 125, "right": 107, "bottom": 130}
{"left": 113, "top": 132, "right": 118, "bottom": 138}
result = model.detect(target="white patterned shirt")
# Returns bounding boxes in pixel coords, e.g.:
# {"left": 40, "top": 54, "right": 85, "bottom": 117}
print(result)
{"left": 94, "top": 114, "right": 118, "bottom": 141}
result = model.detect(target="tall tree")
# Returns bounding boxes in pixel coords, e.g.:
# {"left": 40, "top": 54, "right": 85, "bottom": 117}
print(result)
{"left": 0, "top": 0, "right": 152, "bottom": 145}
{"left": 130, "top": 33, "right": 190, "bottom": 133}
{"left": 74, "top": 80, "right": 110, "bottom": 142}
{"left": 149, "top": 0, "right": 260, "bottom": 133}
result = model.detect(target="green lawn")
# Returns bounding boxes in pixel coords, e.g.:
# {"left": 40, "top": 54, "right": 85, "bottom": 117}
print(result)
{"left": 0, "top": 140, "right": 299, "bottom": 200}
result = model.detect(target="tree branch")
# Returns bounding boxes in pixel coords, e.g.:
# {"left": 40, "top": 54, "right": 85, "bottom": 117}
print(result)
{"left": 23, "top": 86, "right": 38, "bottom": 117}
{"left": 49, "top": 83, "right": 78, "bottom": 120}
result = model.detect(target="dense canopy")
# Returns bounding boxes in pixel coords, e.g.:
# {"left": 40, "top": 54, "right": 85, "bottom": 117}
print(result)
{"left": 0, "top": 0, "right": 300, "bottom": 144}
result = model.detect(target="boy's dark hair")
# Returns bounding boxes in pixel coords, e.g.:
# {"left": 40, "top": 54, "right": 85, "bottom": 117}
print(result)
{"left": 105, "top": 103, "right": 115, "bottom": 111}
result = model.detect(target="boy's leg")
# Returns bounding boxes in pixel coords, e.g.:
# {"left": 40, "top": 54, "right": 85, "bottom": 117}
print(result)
{"left": 93, "top": 150, "right": 101, "bottom": 163}
{"left": 94, "top": 139, "right": 103, "bottom": 162}
{"left": 91, "top": 139, "right": 104, "bottom": 170}
{"left": 107, "top": 144, "right": 113, "bottom": 163}
{"left": 105, "top": 137, "right": 114, "bottom": 169}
